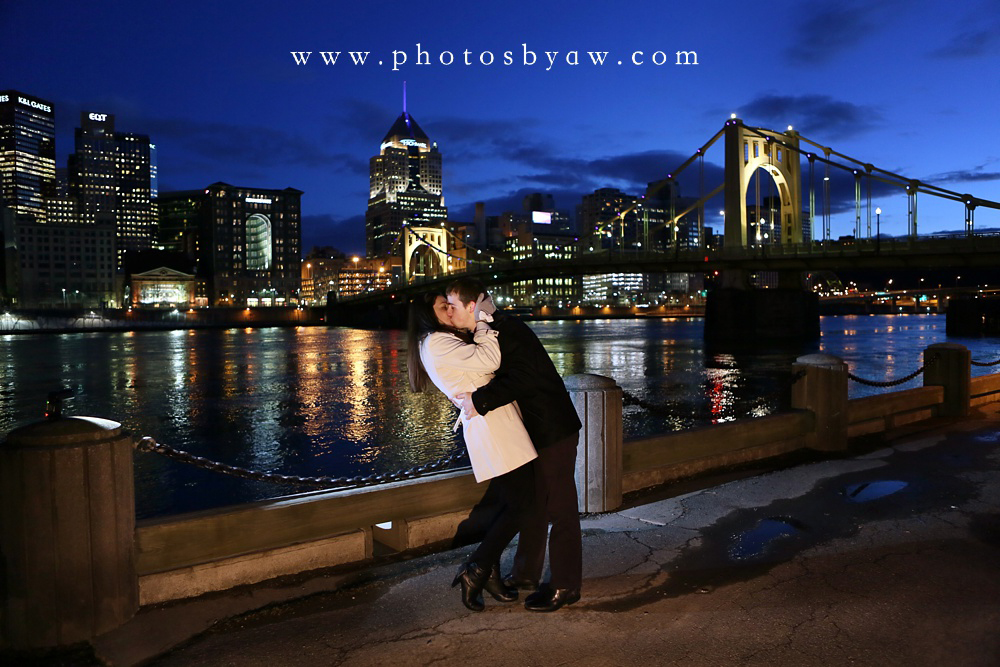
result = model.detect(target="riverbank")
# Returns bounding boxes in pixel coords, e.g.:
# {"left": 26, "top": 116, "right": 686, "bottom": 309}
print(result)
{"left": 0, "top": 304, "right": 708, "bottom": 334}
{"left": 0, "top": 306, "right": 326, "bottom": 335}
{"left": 6, "top": 301, "right": 933, "bottom": 334}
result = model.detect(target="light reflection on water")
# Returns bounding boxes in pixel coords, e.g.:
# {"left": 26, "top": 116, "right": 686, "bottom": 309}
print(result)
{"left": 2, "top": 314, "right": 999, "bottom": 518}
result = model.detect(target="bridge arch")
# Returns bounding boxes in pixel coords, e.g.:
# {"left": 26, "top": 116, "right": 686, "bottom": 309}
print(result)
{"left": 723, "top": 119, "right": 803, "bottom": 248}
{"left": 403, "top": 225, "right": 451, "bottom": 283}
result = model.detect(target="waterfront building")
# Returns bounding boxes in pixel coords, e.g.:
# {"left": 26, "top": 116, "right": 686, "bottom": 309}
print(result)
{"left": 0, "top": 90, "right": 56, "bottom": 225}
{"left": 1, "top": 206, "right": 16, "bottom": 305}
{"left": 301, "top": 248, "right": 346, "bottom": 306}
{"left": 129, "top": 266, "right": 196, "bottom": 308}
{"left": 582, "top": 272, "right": 647, "bottom": 306}
{"left": 578, "top": 188, "right": 639, "bottom": 250}
{"left": 503, "top": 229, "right": 581, "bottom": 306}
{"left": 578, "top": 184, "right": 703, "bottom": 253}
{"left": 68, "top": 112, "right": 156, "bottom": 268}
{"left": 504, "top": 193, "right": 574, "bottom": 237}
{"left": 157, "top": 183, "right": 302, "bottom": 306}
{"left": 12, "top": 218, "right": 118, "bottom": 308}
{"left": 157, "top": 189, "right": 204, "bottom": 258}
{"left": 335, "top": 256, "right": 400, "bottom": 300}
{"left": 366, "top": 109, "right": 447, "bottom": 258}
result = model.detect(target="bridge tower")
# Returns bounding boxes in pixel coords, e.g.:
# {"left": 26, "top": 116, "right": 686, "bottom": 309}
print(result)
{"left": 723, "top": 118, "right": 803, "bottom": 247}
{"left": 403, "top": 225, "right": 451, "bottom": 283}
{"left": 709, "top": 118, "right": 817, "bottom": 341}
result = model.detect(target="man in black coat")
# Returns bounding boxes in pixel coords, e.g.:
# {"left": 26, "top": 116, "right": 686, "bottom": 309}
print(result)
{"left": 447, "top": 278, "right": 583, "bottom": 612}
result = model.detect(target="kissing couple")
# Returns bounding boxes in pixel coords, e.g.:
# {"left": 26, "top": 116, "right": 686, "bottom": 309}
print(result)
{"left": 407, "top": 277, "right": 583, "bottom": 612}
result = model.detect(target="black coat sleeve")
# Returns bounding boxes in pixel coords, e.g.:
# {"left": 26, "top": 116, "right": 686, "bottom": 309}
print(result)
{"left": 470, "top": 316, "right": 533, "bottom": 416}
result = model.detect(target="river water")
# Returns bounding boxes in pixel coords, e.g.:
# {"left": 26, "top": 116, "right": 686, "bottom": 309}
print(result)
{"left": 2, "top": 314, "right": 998, "bottom": 518}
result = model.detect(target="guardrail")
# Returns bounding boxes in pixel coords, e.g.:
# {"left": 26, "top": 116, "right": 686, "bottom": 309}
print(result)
{"left": 131, "top": 344, "right": 978, "bottom": 602}
{"left": 1, "top": 342, "right": 995, "bottom": 649}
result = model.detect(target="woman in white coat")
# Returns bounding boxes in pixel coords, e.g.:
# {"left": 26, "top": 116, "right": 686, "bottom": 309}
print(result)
{"left": 407, "top": 291, "right": 537, "bottom": 611}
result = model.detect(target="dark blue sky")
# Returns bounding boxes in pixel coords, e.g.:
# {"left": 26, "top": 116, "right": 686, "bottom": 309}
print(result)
{"left": 4, "top": 0, "right": 1000, "bottom": 254}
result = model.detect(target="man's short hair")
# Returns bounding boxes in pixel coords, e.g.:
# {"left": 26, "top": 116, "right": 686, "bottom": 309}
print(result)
{"left": 445, "top": 277, "right": 485, "bottom": 305}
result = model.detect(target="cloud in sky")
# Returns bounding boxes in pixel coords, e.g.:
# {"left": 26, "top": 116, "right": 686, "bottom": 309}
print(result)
{"left": 932, "top": 28, "right": 1000, "bottom": 58}
{"left": 929, "top": 5, "right": 1000, "bottom": 58}
{"left": 737, "top": 94, "right": 882, "bottom": 139}
{"left": 784, "top": 2, "right": 881, "bottom": 64}
{"left": 925, "top": 167, "right": 1000, "bottom": 185}
{"left": 328, "top": 98, "right": 398, "bottom": 144}
{"left": 144, "top": 117, "right": 367, "bottom": 174}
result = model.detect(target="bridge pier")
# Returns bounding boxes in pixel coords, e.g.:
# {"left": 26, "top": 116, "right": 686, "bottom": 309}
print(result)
{"left": 705, "top": 279, "right": 819, "bottom": 344}
{"left": 946, "top": 296, "right": 1000, "bottom": 336}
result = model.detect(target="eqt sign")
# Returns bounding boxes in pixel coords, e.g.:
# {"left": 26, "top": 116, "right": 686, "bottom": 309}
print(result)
{"left": 88, "top": 112, "right": 109, "bottom": 122}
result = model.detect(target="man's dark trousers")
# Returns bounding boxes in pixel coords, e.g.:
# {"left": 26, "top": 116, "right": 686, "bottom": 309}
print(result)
{"left": 513, "top": 433, "right": 582, "bottom": 590}
{"left": 470, "top": 310, "right": 584, "bottom": 591}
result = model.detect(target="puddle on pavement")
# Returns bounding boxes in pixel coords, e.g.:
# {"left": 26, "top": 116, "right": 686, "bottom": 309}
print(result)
{"left": 582, "top": 429, "right": 994, "bottom": 614}
{"left": 729, "top": 517, "right": 804, "bottom": 561}
{"left": 843, "top": 480, "right": 908, "bottom": 503}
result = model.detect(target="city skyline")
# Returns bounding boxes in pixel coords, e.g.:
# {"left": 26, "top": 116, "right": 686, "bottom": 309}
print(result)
{"left": 4, "top": 0, "right": 1000, "bottom": 255}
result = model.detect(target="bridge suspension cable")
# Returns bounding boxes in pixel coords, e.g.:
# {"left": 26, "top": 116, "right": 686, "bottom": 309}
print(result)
{"left": 749, "top": 127, "right": 976, "bottom": 203}
{"left": 658, "top": 120, "right": 1000, "bottom": 242}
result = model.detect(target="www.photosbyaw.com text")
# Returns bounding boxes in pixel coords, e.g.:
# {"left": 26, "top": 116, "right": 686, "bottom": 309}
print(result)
{"left": 290, "top": 43, "right": 699, "bottom": 72}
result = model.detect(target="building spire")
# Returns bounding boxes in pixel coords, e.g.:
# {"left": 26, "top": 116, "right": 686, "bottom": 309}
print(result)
{"left": 403, "top": 81, "right": 407, "bottom": 114}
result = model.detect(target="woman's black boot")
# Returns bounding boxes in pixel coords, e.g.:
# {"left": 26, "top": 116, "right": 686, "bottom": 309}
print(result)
{"left": 482, "top": 563, "right": 518, "bottom": 602}
{"left": 451, "top": 562, "right": 488, "bottom": 611}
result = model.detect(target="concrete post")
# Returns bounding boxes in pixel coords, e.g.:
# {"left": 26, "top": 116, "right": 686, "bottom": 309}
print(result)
{"left": 923, "top": 343, "right": 971, "bottom": 417}
{"left": 791, "top": 354, "right": 849, "bottom": 452}
{"left": 565, "top": 374, "right": 622, "bottom": 513}
{"left": 1, "top": 416, "right": 138, "bottom": 649}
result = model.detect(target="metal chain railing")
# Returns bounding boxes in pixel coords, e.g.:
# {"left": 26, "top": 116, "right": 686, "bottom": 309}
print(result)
{"left": 971, "top": 357, "right": 1000, "bottom": 367}
{"left": 135, "top": 436, "right": 468, "bottom": 490}
{"left": 846, "top": 356, "right": 935, "bottom": 388}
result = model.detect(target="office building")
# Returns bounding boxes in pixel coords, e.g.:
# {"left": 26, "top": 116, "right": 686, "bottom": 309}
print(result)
{"left": 301, "top": 247, "right": 346, "bottom": 305}
{"left": 335, "top": 256, "right": 399, "bottom": 299}
{"left": 68, "top": 112, "right": 155, "bottom": 267}
{"left": 2, "top": 206, "right": 16, "bottom": 304}
{"left": 13, "top": 219, "right": 118, "bottom": 308}
{"left": 157, "top": 183, "right": 302, "bottom": 306}
{"left": 366, "top": 108, "right": 447, "bottom": 258}
{"left": 0, "top": 90, "right": 56, "bottom": 224}
{"left": 582, "top": 273, "right": 647, "bottom": 306}
{"left": 504, "top": 230, "right": 581, "bottom": 306}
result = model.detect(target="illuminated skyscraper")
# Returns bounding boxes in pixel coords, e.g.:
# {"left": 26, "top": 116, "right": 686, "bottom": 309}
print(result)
{"left": 0, "top": 90, "right": 56, "bottom": 224}
{"left": 68, "top": 112, "right": 155, "bottom": 267}
{"left": 365, "top": 108, "right": 447, "bottom": 258}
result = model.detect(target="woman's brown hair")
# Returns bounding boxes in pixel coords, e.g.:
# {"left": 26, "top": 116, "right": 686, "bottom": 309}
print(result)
{"left": 406, "top": 291, "right": 464, "bottom": 392}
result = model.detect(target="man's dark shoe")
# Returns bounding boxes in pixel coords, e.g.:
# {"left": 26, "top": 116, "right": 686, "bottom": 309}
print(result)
{"left": 524, "top": 584, "right": 581, "bottom": 612}
{"left": 483, "top": 563, "right": 518, "bottom": 602}
{"left": 502, "top": 574, "right": 539, "bottom": 591}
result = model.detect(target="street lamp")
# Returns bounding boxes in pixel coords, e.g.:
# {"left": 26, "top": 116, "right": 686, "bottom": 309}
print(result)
{"left": 875, "top": 207, "right": 882, "bottom": 253}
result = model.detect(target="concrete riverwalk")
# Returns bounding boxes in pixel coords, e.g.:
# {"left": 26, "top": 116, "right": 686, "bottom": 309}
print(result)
{"left": 79, "top": 406, "right": 1000, "bottom": 666}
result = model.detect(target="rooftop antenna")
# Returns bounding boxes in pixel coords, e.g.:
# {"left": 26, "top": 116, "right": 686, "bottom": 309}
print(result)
{"left": 403, "top": 81, "right": 407, "bottom": 114}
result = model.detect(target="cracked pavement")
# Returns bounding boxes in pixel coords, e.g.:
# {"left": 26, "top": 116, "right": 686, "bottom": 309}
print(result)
{"left": 95, "top": 406, "right": 1000, "bottom": 666}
